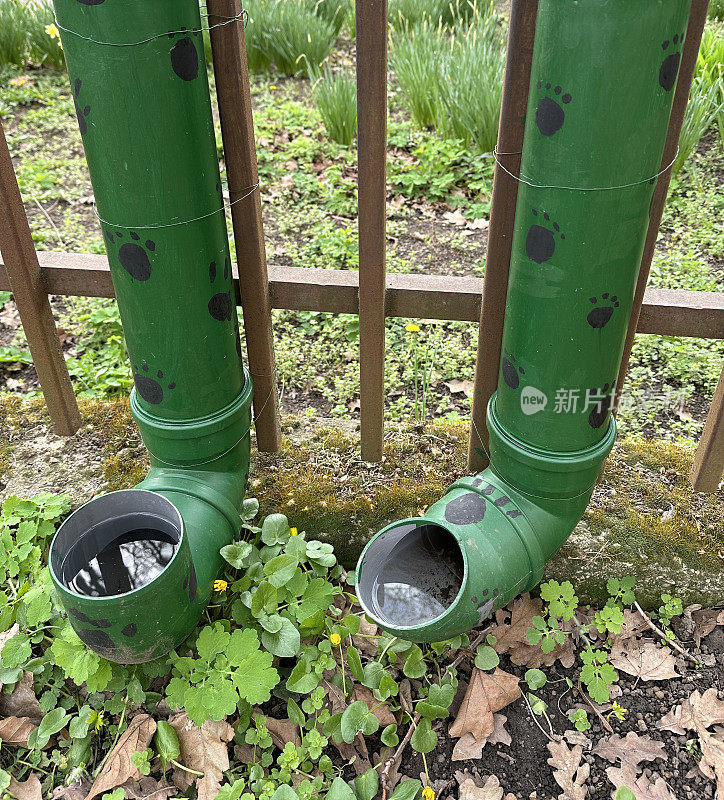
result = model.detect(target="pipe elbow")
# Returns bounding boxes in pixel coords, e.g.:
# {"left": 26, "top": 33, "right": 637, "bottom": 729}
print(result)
{"left": 355, "top": 395, "right": 615, "bottom": 643}
{"left": 49, "top": 379, "right": 252, "bottom": 663}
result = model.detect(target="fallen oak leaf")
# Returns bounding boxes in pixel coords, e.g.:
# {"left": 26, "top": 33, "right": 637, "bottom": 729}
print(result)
{"left": 8, "top": 773, "right": 42, "bottom": 800}
{"left": 696, "top": 725, "right": 724, "bottom": 792}
{"left": 449, "top": 668, "right": 520, "bottom": 743}
{"left": 546, "top": 739, "right": 589, "bottom": 800}
{"left": 260, "top": 712, "right": 301, "bottom": 750}
{"left": 168, "top": 712, "right": 233, "bottom": 800}
{"left": 452, "top": 715, "right": 510, "bottom": 761}
{"left": 609, "top": 638, "right": 678, "bottom": 681}
{"left": 458, "top": 775, "right": 514, "bottom": 800}
{"left": 0, "top": 671, "right": 43, "bottom": 722}
{"left": 691, "top": 608, "right": 724, "bottom": 647}
{"left": 657, "top": 688, "right": 724, "bottom": 735}
{"left": 605, "top": 764, "right": 676, "bottom": 800}
{"left": 87, "top": 714, "right": 156, "bottom": 800}
{"left": 0, "top": 716, "right": 38, "bottom": 747}
{"left": 117, "top": 777, "right": 177, "bottom": 800}
{"left": 353, "top": 686, "right": 396, "bottom": 727}
{"left": 592, "top": 731, "right": 666, "bottom": 772}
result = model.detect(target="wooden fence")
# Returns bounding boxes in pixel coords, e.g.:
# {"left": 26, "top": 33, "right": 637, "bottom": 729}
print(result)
{"left": 0, "top": 0, "right": 722, "bottom": 492}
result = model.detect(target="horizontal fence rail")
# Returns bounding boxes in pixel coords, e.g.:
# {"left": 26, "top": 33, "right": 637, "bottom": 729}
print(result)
{"left": 1, "top": 253, "right": 723, "bottom": 339}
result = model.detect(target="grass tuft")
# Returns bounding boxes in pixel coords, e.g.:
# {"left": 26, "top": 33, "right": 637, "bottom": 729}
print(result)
{"left": 311, "top": 64, "right": 357, "bottom": 146}
{"left": 0, "top": 0, "right": 64, "bottom": 70}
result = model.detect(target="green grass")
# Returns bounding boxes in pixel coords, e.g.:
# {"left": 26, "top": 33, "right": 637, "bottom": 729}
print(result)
{"left": 673, "top": 76, "right": 723, "bottom": 175}
{"left": 389, "top": 0, "right": 480, "bottom": 30}
{"left": 243, "top": 0, "right": 339, "bottom": 76}
{"left": 0, "top": 0, "right": 64, "bottom": 70}
{"left": 391, "top": 6, "right": 504, "bottom": 152}
{"left": 311, "top": 65, "right": 357, "bottom": 146}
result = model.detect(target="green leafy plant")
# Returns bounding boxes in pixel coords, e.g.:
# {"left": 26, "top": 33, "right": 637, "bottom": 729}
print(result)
{"left": 568, "top": 709, "right": 591, "bottom": 732}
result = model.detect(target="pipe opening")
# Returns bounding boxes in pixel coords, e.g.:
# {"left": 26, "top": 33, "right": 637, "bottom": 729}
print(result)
{"left": 51, "top": 491, "right": 182, "bottom": 598}
{"left": 358, "top": 523, "right": 464, "bottom": 629}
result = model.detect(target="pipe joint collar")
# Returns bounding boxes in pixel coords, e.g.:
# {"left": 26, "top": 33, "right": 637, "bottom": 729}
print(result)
{"left": 487, "top": 393, "right": 616, "bottom": 500}
{"left": 130, "top": 369, "right": 253, "bottom": 467}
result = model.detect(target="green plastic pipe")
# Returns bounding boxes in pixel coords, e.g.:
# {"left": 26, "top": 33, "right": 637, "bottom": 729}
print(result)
{"left": 48, "top": 0, "right": 252, "bottom": 662}
{"left": 356, "top": 0, "right": 692, "bottom": 642}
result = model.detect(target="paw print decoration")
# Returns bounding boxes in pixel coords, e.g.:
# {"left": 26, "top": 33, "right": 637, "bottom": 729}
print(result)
{"left": 133, "top": 364, "right": 176, "bottom": 405}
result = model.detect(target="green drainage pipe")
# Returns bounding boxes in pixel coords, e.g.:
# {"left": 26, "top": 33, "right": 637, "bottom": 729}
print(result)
{"left": 356, "top": 0, "right": 691, "bottom": 643}
{"left": 47, "top": 0, "right": 251, "bottom": 663}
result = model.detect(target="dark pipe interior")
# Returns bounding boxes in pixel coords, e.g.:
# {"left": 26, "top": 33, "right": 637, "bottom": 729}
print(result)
{"left": 51, "top": 491, "right": 182, "bottom": 598}
{"left": 358, "top": 523, "right": 464, "bottom": 629}
{"left": 61, "top": 516, "right": 179, "bottom": 597}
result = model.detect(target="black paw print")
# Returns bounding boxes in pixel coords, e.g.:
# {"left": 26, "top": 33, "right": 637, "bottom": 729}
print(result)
{"left": 501, "top": 348, "right": 525, "bottom": 390}
{"left": 208, "top": 258, "right": 233, "bottom": 322}
{"left": 588, "top": 382, "right": 614, "bottom": 429}
{"left": 69, "top": 607, "right": 111, "bottom": 628}
{"left": 133, "top": 364, "right": 176, "bottom": 405}
{"left": 444, "top": 492, "right": 487, "bottom": 526}
{"left": 76, "top": 628, "right": 115, "bottom": 654}
{"left": 534, "top": 81, "right": 571, "bottom": 136}
{"left": 72, "top": 78, "right": 91, "bottom": 136}
{"left": 108, "top": 231, "right": 156, "bottom": 282}
{"left": 660, "top": 33, "right": 684, "bottom": 92}
{"left": 526, "top": 209, "right": 565, "bottom": 264}
{"left": 169, "top": 28, "right": 200, "bottom": 82}
{"left": 587, "top": 293, "right": 619, "bottom": 329}
{"left": 121, "top": 623, "right": 137, "bottom": 638}
{"left": 76, "top": 0, "right": 106, "bottom": 4}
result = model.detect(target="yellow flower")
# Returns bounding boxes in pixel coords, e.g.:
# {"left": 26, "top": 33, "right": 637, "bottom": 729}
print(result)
{"left": 406, "top": 323, "right": 420, "bottom": 333}
{"left": 45, "top": 23, "right": 60, "bottom": 38}
{"left": 290, "top": 527, "right": 298, "bottom": 536}
{"left": 422, "top": 787, "right": 435, "bottom": 800}
{"left": 213, "top": 579, "right": 228, "bottom": 592}
{"left": 330, "top": 633, "right": 342, "bottom": 647}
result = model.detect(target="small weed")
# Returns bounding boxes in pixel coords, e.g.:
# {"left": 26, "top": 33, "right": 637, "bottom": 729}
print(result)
{"left": 311, "top": 64, "right": 357, "bottom": 146}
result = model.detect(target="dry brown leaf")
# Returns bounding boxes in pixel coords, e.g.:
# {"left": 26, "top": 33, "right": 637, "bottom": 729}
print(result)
{"left": 87, "top": 715, "right": 156, "bottom": 800}
{"left": 51, "top": 780, "right": 92, "bottom": 800}
{"left": 546, "top": 739, "right": 590, "bottom": 800}
{"left": 444, "top": 380, "right": 474, "bottom": 398}
{"left": 489, "top": 595, "right": 574, "bottom": 669}
{"left": 609, "top": 638, "right": 678, "bottom": 681}
{"left": 352, "top": 617, "right": 379, "bottom": 657}
{"left": 0, "top": 716, "right": 37, "bottom": 747}
{"left": 449, "top": 668, "right": 520, "bottom": 743}
{"left": 691, "top": 608, "right": 724, "bottom": 647}
{"left": 605, "top": 765, "right": 675, "bottom": 800}
{"left": 458, "top": 776, "right": 513, "bottom": 800}
{"left": 443, "top": 209, "right": 467, "bottom": 226}
{"left": 592, "top": 731, "right": 666, "bottom": 771}
{"left": 657, "top": 688, "right": 724, "bottom": 735}
{"left": 168, "top": 712, "right": 233, "bottom": 800}
{"left": 352, "top": 686, "right": 396, "bottom": 727}
{"left": 610, "top": 609, "right": 649, "bottom": 643}
{"left": 262, "top": 714, "right": 301, "bottom": 750}
{"left": 118, "top": 777, "right": 177, "bottom": 800}
{"left": 8, "top": 773, "right": 42, "bottom": 800}
{"left": 0, "top": 672, "right": 43, "bottom": 722}
{"left": 452, "top": 715, "right": 510, "bottom": 761}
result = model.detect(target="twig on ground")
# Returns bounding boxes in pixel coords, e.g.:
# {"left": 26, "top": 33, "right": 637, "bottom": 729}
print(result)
{"left": 577, "top": 682, "right": 614, "bottom": 734}
{"left": 633, "top": 601, "right": 700, "bottom": 665}
{"left": 444, "top": 624, "right": 492, "bottom": 677}
{"left": 380, "top": 712, "right": 421, "bottom": 800}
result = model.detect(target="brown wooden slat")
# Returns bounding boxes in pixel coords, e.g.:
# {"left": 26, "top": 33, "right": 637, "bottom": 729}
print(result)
{"left": 467, "top": 0, "right": 539, "bottom": 471}
{"left": 0, "top": 121, "right": 81, "bottom": 436}
{"left": 616, "top": 0, "right": 710, "bottom": 401}
{"left": 690, "top": 364, "right": 724, "bottom": 492}
{"left": 3, "top": 255, "right": 722, "bottom": 339}
{"left": 356, "top": 0, "right": 388, "bottom": 462}
{"left": 208, "top": 0, "right": 281, "bottom": 453}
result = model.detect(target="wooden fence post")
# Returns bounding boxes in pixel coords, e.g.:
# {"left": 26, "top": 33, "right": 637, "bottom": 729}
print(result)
{"left": 356, "top": 0, "right": 388, "bottom": 463}
{"left": 690, "top": 364, "right": 724, "bottom": 492}
{"left": 615, "top": 0, "right": 709, "bottom": 406}
{"left": 207, "top": 0, "right": 281, "bottom": 453}
{"left": 0, "top": 120, "right": 81, "bottom": 436}
{"left": 467, "top": 0, "right": 538, "bottom": 472}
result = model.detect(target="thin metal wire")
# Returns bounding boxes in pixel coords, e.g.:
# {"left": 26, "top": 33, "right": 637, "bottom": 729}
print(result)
{"left": 94, "top": 183, "right": 259, "bottom": 231}
{"left": 54, "top": 9, "right": 247, "bottom": 48}
{"left": 493, "top": 145, "right": 680, "bottom": 192}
